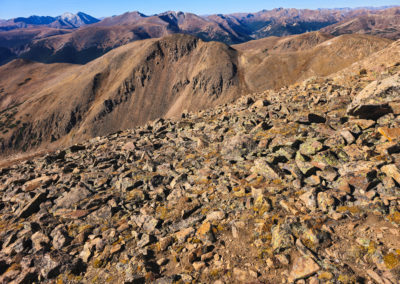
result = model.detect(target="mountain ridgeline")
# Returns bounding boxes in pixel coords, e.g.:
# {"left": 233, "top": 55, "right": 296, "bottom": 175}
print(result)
{"left": 0, "top": 7, "right": 399, "bottom": 65}
{"left": 0, "top": 32, "right": 395, "bottom": 157}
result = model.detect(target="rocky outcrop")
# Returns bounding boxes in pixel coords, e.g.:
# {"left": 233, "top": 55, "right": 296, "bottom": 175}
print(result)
{"left": 347, "top": 73, "right": 400, "bottom": 119}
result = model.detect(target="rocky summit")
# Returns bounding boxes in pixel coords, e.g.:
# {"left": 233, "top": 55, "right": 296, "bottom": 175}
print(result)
{"left": 1, "top": 63, "right": 400, "bottom": 283}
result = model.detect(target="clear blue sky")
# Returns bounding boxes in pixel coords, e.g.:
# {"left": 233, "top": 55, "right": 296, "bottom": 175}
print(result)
{"left": 0, "top": 0, "right": 398, "bottom": 19}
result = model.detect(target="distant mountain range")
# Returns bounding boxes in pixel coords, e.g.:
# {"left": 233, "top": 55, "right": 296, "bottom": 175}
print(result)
{"left": 0, "top": 7, "right": 399, "bottom": 66}
{"left": 0, "top": 12, "right": 100, "bottom": 30}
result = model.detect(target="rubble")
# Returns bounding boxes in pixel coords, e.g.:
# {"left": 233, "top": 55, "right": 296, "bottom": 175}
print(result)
{"left": 0, "top": 66, "right": 400, "bottom": 283}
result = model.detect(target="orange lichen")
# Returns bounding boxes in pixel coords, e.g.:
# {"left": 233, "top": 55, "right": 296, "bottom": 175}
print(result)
{"left": 384, "top": 253, "right": 400, "bottom": 270}
{"left": 388, "top": 211, "right": 400, "bottom": 224}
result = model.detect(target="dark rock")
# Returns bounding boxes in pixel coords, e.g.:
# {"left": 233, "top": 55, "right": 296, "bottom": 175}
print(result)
{"left": 18, "top": 191, "right": 47, "bottom": 219}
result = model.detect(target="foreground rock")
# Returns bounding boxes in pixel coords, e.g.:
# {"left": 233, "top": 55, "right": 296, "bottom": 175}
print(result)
{"left": 0, "top": 65, "right": 400, "bottom": 283}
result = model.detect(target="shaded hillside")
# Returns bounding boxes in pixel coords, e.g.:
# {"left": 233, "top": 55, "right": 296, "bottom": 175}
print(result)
{"left": 0, "top": 28, "right": 72, "bottom": 64}
{"left": 0, "top": 34, "right": 243, "bottom": 156}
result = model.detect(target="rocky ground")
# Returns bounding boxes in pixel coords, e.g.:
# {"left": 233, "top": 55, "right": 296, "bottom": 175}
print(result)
{"left": 0, "top": 64, "right": 400, "bottom": 283}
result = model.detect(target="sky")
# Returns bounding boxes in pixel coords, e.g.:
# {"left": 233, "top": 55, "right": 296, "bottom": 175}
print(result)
{"left": 0, "top": 0, "right": 399, "bottom": 19}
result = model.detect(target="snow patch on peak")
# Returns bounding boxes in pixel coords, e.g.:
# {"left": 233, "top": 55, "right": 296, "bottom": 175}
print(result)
{"left": 60, "top": 12, "right": 76, "bottom": 21}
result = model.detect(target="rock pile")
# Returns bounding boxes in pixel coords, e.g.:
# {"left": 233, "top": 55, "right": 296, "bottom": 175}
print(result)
{"left": 0, "top": 66, "right": 400, "bottom": 283}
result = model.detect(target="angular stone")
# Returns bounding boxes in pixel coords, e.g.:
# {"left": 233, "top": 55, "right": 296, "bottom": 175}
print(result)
{"left": 389, "top": 101, "right": 400, "bottom": 115}
{"left": 337, "top": 179, "right": 352, "bottom": 194}
{"left": 50, "top": 227, "right": 70, "bottom": 250}
{"left": 205, "top": 211, "right": 225, "bottom": 221}
{"left": 197, "top": 222, "right": 215, "bottom": 242}
{"left": 288, "top": 255, "right": 320, "bottom": 282}
{"left": 31, "top": 232, "right": 50, "bottom": 252}
{"left": 40, "top": 254, "right": 61, "bottom": 279}
{"left": 375, "top": 142, "right": 400, "bottom": 155}
{"left": 340, "top": 130, "right": 355, "bottom": 144}
{"left": 342, "top": 145, "right": 365, "bottom": 161}
{"left": 158, "top": 236, "right": 174, "bottom": 251}
{"left": 351, "top": 119, "right": 375, "bottom": 130}
{"left": 299, "top": 139, "right": 323, "bottom": 156}
{"left": 251, "top": 158, "right": 284, "bottom": 180}
{"left": 271, "top": 224, "right": 293, "bottom": 252}
{"left": 18, "top": 191, "right": 47, "bottom": 219}
{"left": 11, "top": 267, "right": 37, "bottom": 284}
{"left": 137, "top": 234, "right": 154, "bottom": 248}
{"left": 347, "top": 73, "right": 400, "bottom": 119}
{"left": 381, "top": 164, "right": 400, "bottom": 184}
{"left": 299, "top": 189, "right": 317, "bottom": 210}
{"left": 192, "top": 261, "right": 206, "bottom": 271}
{"left": 378, "top": 127, "right": 400, "bottom": 142}
{"left": 53, "top": 209, "right": 90, "bottom": 220}
{"left": 54, "top": 186, "right": 91, "bottom": 209}
{"left": 23, "top": 175, "right": 56, "bottom": 192}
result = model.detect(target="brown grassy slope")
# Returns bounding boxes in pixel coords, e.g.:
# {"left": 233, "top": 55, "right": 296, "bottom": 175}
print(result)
{"left": 329, "top": 39, "right": 400, "bottom": 86}
{"left": 234, "top": 32, "right": 393, "bottom": 90}
{"left": 0, "top": 32, "right": 393, "bottom": 157}
{"left": 0, "top": 59, "right": 77, "bottom": 110}
{"left": 322, "top": 7, "right": 400, "bottom": 40}
{"left": 0, "top": 34, "right": 243, "bottom": 156}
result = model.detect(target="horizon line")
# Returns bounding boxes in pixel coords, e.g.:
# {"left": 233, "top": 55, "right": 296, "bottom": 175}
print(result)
{"left": 1, "top": 5, "right": 399, "bottom": 20}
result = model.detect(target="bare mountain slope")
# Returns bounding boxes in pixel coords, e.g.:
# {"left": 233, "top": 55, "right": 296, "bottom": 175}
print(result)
{"left": 322, "top": 7, "right": 400, "bottom": 40}
{"left": 235, "top": 32, "right": 392, "bottom": 90}
{"left": 0, "top": 34, "right": 243, "bottom": 155}
{"left": 330, "top": 39, "right": 400, "bottom": 85}
{"left": 0, "top": 33, "right": 393, "bottom": 156}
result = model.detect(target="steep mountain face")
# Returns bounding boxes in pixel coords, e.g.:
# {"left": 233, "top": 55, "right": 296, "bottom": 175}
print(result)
{"left": 49, "top": 12, "right": 100, "bottom": 29}
{"left": 0, "top": 34, "right": 243, "bottom": 156}
{"left": 0, "top": 33, "right": 393, "bottom": 156}
{"left": 322, "top": 7, "right": 400, "bottom": 40}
